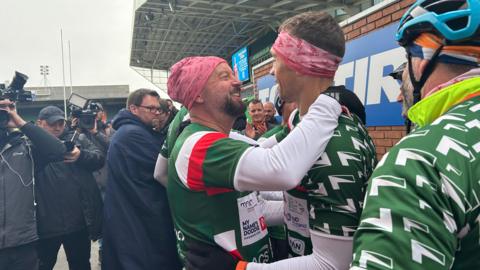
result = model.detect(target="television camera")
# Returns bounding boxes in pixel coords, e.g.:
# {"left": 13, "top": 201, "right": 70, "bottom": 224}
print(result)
{"left": 0, "top": 71, "right": 33, "bottom": 128}
{"left": 67, "top": 93, "right": 102, "bottom": 130}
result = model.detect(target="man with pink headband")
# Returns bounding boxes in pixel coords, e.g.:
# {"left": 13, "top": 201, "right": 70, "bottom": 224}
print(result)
{"left": 166, "top": 42, "right": 343, "bottom": 267}
{"left": 182, "top": 11, "right": 376, "bottom": 270}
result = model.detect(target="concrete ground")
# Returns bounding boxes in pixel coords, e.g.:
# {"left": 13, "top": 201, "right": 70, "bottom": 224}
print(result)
{"left": 53, "top": 241, "right": 101, "bottom": 270}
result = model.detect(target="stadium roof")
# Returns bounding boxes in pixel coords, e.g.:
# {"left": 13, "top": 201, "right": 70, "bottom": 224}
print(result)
{"left": 130, "top": 0, "right": 379, "bottom": 71}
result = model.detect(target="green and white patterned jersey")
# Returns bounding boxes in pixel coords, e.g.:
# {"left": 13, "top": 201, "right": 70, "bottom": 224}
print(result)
{"left": 351, "top": 91, "right": 480, "bottom": 269}
{"left": 284, "top": 110, "right": 376, "bottom": 256}
{"left": 168, "top": 123, "right": 273, "bottom": 263}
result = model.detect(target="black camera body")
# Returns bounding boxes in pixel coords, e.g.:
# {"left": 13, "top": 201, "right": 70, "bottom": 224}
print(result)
{"left": 62, "top": 130, "right": 80, "bottom": 152}
{"left": 71, "top": 107, "right": 97, "bottom": 130}
{"left": 0, "top": 71, "right": 33, "bottom": 128}
{"left": 68, "top": 93, "right": 101, "bottom": 130}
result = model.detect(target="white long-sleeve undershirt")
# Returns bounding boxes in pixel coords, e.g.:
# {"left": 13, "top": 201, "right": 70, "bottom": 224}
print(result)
{"left": 258, "top": 193, "right": 284, "bottom": 226}
{"left": 246, "top": 230, "right": 353, "bottom": 270}
{"left": 234, "top": 95, "right": 340, "bottom": 191}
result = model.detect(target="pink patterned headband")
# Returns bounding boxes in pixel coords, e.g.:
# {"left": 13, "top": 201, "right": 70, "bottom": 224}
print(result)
{"left": 272, "top": 31, "right": 342, "bottom": 78}
{"left": 168, "top": 56, "right": 226, "bottom": 109}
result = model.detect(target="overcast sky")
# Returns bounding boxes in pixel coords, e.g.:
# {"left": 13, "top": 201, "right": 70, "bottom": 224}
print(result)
{"left": 0, "top": 0, "right": 168, "bottom": 96}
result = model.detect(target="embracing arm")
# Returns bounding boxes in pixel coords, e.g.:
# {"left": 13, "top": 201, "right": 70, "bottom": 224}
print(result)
{"left": 234, "top": 95, "right": 341, "bottom": 191}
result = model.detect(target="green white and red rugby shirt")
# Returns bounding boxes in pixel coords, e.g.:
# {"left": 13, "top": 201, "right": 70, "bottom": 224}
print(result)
{"left": 168, "top": 123, "right": 273, "bottom": 263}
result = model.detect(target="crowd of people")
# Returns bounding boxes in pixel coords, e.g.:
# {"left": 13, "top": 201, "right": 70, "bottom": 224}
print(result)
{"left": 0, "top": 0, "right": 479, "bottom": 269}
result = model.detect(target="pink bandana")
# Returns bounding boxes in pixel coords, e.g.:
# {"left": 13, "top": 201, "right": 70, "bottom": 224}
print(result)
{"left": 272, "top": 31, "right": 342, "bottom": 78}
{"left": 168, "top": 56, "right": 227, "bottom": 109}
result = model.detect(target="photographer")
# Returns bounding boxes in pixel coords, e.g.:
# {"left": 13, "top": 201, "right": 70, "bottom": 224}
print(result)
{"left": 35, "top": 106, "right": 104, "bottom": 270}
{"left": 71, "top": 102, "right": 111, "bottom": 266}
{"left": 0, "top": 99, "right": 66, "bottom": 270}
{"left": 69, "top": 102, "right": 111, "bottom": 194}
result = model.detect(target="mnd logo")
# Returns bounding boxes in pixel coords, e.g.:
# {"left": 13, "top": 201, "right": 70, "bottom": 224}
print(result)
{"left": 240, "top": 198, "right": 255, "bottom": 208}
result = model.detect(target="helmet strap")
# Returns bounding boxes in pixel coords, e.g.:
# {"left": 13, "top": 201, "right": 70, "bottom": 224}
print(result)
{"left": 405, "top": 44, "right": 444, "bottom": 133}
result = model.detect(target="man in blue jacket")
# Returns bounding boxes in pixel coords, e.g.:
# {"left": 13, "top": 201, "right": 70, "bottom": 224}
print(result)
{"left": 102, "top": 89, "right": 181, "bottom": 270}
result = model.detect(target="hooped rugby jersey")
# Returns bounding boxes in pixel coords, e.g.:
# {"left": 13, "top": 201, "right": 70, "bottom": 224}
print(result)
{"left": 168, "top": 123, "right": 273, "bottom": 263}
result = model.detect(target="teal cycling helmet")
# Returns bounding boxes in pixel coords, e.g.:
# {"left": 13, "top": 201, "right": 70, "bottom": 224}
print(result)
{"left": 396, "top": 0, "right": 480, "bottom": 46}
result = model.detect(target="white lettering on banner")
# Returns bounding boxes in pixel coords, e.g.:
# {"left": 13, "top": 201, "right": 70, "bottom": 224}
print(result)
{"left": 334, "top": 47, "right": 405, "bottom": 105}
{"left": 258, "top": 88, "right": 270, "bottom": 102}
{"left": 269, "top": 84, "right": 278, "bottom": 103}
{"left": 367, "top": 48, "right": 405, "bottom": 104}
{"left": 258, "top": 85, "right": 278, "bottom": 103}
{"left": 354, "top": 57, "right": 369, "bottom": 104}
{"left": 335, "top": 61, "right": 354, "bottom": 93}
{"left": 237, "top": 193, "right": 268, "bottom": 247}
{"left": 284, "top": 192, "right": 310, "bottom": 238}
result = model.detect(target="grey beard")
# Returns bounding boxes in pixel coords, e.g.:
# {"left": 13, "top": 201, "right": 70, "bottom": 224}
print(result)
{"left": 400, "top": 75, "right": 415, "bottom": 117}
{"left": 223, "top": 97, "right": 246, "bottom": 118}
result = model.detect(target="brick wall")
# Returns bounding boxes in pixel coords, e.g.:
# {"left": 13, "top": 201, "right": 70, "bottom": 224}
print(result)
{"left": 367, "top": 126, "right": 407, "bottom": 161}
{"left": 252, "top": 0, "right": 416, "bottom": 160}
{"left": 253, "top": 63, "right": 273, "bottom": 81}
{"left": 343, "top": 0, "right": 415, "bottom": 40}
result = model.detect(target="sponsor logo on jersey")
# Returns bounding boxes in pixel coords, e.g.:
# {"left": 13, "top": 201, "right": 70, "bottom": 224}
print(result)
{"left": 238, "top": 193, "right": 268, "bottom": 246}
{"left": 251, "top": 244, "right": 271, "bottom": 263}
{"left": 288, "top": 236, "right": 305, "bottom": 255}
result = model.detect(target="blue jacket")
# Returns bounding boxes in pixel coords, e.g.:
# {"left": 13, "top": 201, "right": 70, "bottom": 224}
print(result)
{"left": 103, "top": 109, "right": 181, "bottom": 270}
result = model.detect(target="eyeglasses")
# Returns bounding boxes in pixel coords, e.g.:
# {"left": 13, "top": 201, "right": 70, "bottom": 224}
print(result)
{"left": 137, "top": 105, "right": 163, "bottom": 113}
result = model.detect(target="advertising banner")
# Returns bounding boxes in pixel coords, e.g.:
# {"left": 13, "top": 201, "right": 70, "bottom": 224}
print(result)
{"left": 335, "top": 23, "right": 404, "bottom": 126}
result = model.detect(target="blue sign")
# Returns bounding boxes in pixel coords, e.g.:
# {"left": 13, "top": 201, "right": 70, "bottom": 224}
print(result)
{"left": 335, "top": 23, "right": 404, "bottom": 126}
{"left": 255, "top": 23, "right": 405, "bottom": 126}
{"left": 232, "top": 47, "right": 250, "bottom": 82}
{"left": 256, "top": 75, "right": 277, "bottom": 103}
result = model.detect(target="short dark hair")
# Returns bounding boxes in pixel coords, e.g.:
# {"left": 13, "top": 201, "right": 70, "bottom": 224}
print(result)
{"left": 279, "top": 11, "right": 345, "bottom": 58}
{"left": 249, "top": 99, "right": 263, "bottom": 106}
{"left": 127, "top": 89, "right": 159, "bottom": 108}
{"left": 158, "top": 99, "right": 170, "bottom": 113}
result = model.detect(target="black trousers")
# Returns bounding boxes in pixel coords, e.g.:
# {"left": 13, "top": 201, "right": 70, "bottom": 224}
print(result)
{"left": 38, "top": 228, "right": 91, "bottom": 270}
{"left": 0, "top": 242, "right": 39, "bottom": 270}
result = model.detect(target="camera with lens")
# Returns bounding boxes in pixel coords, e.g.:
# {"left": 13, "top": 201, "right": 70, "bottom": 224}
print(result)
{"left": 68, "top": 93, "right": 99, "bottom": 130}
{"left": 0, "top": 71, "right": 34, "bottom": 128}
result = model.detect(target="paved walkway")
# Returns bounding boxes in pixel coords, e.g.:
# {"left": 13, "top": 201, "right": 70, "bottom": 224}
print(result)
{"left": 53, "top": 241, "right": 101, "bottom": 270}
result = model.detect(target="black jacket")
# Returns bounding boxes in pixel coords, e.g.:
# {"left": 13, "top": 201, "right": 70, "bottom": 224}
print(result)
{"left": 84, "top": 131, "right": 110, "bottom": 191}
{"left": 0, "top": 123, "right": 66, "bottom": 250}
{"left": 103, "top": 109, "right": 181, "bottom": 270}
{"left": 36, "top": 130, "right": 104, "bottom": 240}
